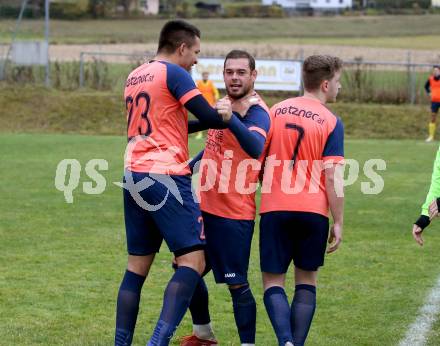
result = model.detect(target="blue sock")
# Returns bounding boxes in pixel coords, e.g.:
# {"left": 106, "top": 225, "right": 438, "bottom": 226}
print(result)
{"left": 229, "top": 284, "right": 256, "bottom": 344}
{"left": 115, "top": 270, "right": 146, "bottom": 346}
{"left": 148, "top": 266, "right": 200, "bottom": 346}
{"left": 263, "top": 286, "right": 294, "bottom": 346}
{"left": 189, "top": 277, "right": 211, "bottom": 325}
{"left": 291, "top": 284, "right": 316, "bottom": 346}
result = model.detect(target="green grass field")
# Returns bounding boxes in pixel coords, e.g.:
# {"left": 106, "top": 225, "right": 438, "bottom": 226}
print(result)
{"left": 1, "top": 16, "right": 440, "bottom": 48}
{"left": 2, "top": 133, "right": 440, "bottom": 345}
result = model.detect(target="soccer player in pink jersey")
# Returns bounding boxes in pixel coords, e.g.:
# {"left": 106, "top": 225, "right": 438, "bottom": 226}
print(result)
{"left": 115, "top": 20, "right": 239, "bottom": 346}
{"left": 259, "top": 55, "right": 345, "bottom": 346}
{"left": 180, "top": 50, "right": 272, "bottom": 346}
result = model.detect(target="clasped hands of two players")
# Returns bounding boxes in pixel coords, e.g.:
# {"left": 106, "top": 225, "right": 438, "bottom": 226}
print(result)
{"left": 413, "top": 198, "right": 440, "bottom": 246}
{"left": 215, "top": 93, "right": 260, "bottom": 122}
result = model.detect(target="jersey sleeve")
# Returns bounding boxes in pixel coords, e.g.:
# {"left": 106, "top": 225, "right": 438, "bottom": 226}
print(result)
{"left": 184, "top": 95, "right": 227, "bottom": 129}
{"left": 242, "top": 105, "right": 271, "bottom": 140}
{"left": 165, "top": 63, "right": 201, "bottom": 105}
{"left": 227, "top": 105, "right": 270, "bottom": 159}
{"left": 322, "top": 117, "right": 344, "bottom": 164}
{"left": 422, "top": 145, "right": 440, "bottom": 216}
{"left": 189, "top": 149, "right": 205, "bottom": 174}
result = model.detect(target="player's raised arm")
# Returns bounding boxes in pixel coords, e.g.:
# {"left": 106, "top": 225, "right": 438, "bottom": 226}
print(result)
{"left": 187, "top": 92, "right": 261, "bottom": 137}
{"left": 164, "top": 61, "right": 232, "bottom": 132}
{"left": 184, "top": 94, "right": 231, "bottom": 131}
{"left": 227, "top": 103, "right": 269, "bottom": 159}
{"left": 187, "top": 119, "right": 206, "bottom": 134}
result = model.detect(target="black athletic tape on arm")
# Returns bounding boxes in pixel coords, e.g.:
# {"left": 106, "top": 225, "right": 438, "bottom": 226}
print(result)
{"left": 415, "top": 215, "right": 430, "bottom": 230}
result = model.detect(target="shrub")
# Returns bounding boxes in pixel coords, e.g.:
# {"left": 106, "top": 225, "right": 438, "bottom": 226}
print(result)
{"left": 223, "top": 3, "right": 284, "bottom": 18}
{"left": 50, "top": 2, "right": 88, "bottom": 19}
{"left": 0, "top": 5, "right": 38, "bottom": 18}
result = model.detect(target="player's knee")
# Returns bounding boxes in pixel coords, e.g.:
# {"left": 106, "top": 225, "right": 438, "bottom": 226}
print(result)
{"left": 262, "top": 272, "right": 285, "bottom": 291}
{"left": 127, "top": 254, "right": 154, "bottom": 277}
{"left": 173, "top": 257, "right": 210, "bottom": 276}
{"left": 294, "top": 267, "right": 318, "bottom": 286}
{"left": 228, "top": 283, "right": 247, "bottom": 290}
{"left": 229, "top": 284, "right": 255, "bottom": 306}
{"left": 175, "top": 249, "right": 206, "bottom": 275}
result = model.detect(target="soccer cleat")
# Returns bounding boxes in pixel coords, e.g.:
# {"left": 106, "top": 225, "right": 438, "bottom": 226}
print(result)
{"left": 179, "top": 334, "right": 218, "bottom": 346}
{"left": 426, "top": 136, "right": 434, "bottom": 142}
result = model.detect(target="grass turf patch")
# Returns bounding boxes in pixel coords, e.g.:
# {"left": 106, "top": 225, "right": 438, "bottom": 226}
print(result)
{"left": 1, "top": 134, "right": 440, "bottom": 344}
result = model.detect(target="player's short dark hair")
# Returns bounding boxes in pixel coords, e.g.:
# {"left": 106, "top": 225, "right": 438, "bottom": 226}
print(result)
{"left": 302, "top": 55, "right": 343, "bottom": 92}
{"left": 157, "top": 20, "right": 201, "bottom": 54}
{"left": 434, "top": 65, "right": 440, "bottom": 69}
{"left": 224, "top": 50, "right": 255, "bottom": 71}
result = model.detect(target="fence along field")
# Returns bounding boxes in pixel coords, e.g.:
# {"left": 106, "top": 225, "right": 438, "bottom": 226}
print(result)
{"left": 1, "top": 53, "right": 435, "bottom": 105}
{"left": 1, "top": 15, "right": 440, "bottom": 104}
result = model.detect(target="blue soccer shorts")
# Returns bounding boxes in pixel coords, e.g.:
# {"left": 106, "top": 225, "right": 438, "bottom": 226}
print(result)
{"left": 123, "top": 170, "right": 205, "bottom": 257}
{"left": 431, "top": 102, "right": 440, "bottom": 114}
{"left": 202, "top": 211, "right": 255, "bottom": 285}
{"left": 260, "top": 211, "right": 329, "bottom": 273}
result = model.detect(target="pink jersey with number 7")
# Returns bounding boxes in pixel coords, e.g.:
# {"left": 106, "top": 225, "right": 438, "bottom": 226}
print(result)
{"left": 260, "top": 96, "right": 344, "bottom": 217}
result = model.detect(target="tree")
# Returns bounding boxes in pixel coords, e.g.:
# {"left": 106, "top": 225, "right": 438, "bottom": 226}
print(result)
{"left": 373, "top": 0, "right": 430, "bottom": 9}
{"left": 89, "top": 0, "right": 117, "bottom": 18}
{"left": 160, "top": 0, "right": 178, "bottom": 15}
{"left": 119, "top": 0, "right": 133, "bottom": 16}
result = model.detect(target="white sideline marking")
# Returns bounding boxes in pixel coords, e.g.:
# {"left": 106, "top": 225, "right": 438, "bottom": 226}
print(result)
{"left": 399, "top": 275, "right": 440, "bottom": 346}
